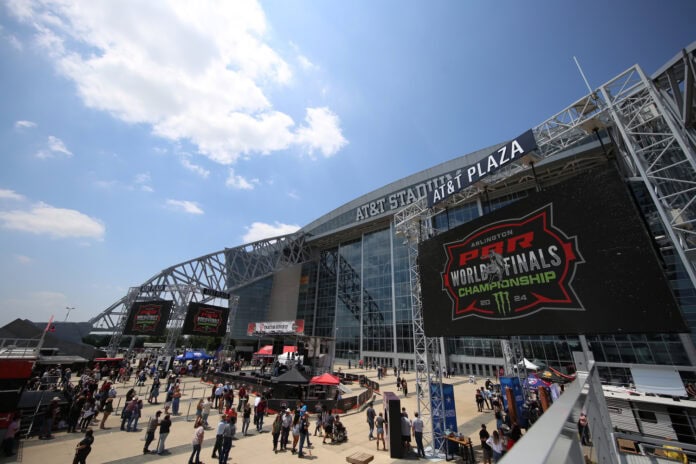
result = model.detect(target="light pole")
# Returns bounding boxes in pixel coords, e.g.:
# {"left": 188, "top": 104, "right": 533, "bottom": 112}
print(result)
{"left": 64, "top": 306, "right": 75, "bottom": 322}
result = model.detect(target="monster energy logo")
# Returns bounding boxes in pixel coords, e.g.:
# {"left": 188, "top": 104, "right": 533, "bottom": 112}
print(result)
{"left": 493, "top": 291, "right": 511, "bottom": 314}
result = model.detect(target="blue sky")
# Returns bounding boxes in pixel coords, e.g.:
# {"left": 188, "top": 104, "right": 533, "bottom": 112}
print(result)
{"left": 0, "top": 0, "right": 694, "bottom": 326}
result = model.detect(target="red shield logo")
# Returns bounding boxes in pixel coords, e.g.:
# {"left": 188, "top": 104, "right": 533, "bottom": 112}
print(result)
{"left": 441, "top": 204, "right": 584, "bottom": 319}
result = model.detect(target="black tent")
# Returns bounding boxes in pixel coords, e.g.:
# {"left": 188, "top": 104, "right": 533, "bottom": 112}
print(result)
{"left": 271, "top": 367, "right": 310, "bottom": 384}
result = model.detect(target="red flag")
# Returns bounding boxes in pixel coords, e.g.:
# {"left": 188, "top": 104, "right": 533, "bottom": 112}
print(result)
{"left": 44, "top": 315, "right": 55, "bottom": 333}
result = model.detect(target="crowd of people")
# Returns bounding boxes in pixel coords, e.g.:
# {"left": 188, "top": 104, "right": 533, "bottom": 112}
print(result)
{"left": 12, "top": 355, "right": 557, "bottom": 463}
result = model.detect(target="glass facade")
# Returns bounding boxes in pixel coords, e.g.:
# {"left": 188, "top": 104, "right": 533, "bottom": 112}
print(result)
{"left": 232, "top": 175, "right": 694, "bottom": 375}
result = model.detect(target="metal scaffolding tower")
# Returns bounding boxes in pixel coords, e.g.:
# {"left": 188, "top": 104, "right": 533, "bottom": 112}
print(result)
{"left": 391, "top": 42, "right": 696, "bottom": 452}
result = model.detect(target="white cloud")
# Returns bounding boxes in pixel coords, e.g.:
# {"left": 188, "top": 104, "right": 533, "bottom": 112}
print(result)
{"left": 0, "top": 188, "right": 25, "bottom": 201}
{"left": 14, "top": 120, "right": 36, "bottom": 129}
{"left": 287, "top": 190, "right": 300, "bottom": 200}
{"left": 242, "top": 221, "right": 300, "bottom": 243}
{"left": 14, "top": 254, "right": 33, "bottom": 264}
{"left": 48, "top": 135, "right": 72, "bottom": 155}
{"left": 36, "top": 135, "right": 73, "bottom": 158}
{"left": 165, "top": 199, "right": 204, "bottom": 215}
{"left": 295, "top": 107, "right": 348, "bottom": 157}
{"left": 225, "top": 168, "right": 257, "bottom": 190}
{"left": 7, "top": 1, "right": 347, "bottom": 166}
{"left": 0, "top": 202, "right": 105, "bottom": 239}
{"left": 181, "top": 158, "right": 210, "bottom": 178}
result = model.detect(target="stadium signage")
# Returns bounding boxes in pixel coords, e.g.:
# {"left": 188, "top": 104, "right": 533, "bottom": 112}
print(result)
{"left": 353, "top": 129, "right": 537, "bottom": 222}
{"left": 140, "top": 284, "right": 166, "bottom": 292}
{"left": 419, "top": 168, "right": 688, "bottom": 336}
{"left": 427, "top": 129, "right": 537, "bottom": 207}
{"left": 123, "top": 300, "right": 172, "bottom": 336}
{"left": 354, "top": 174, "right": 454, "bottom": 222}
{"left": 246, "top": 319, "right": 305, "bottom": 336}
{"left": 182, "top": 302, "right": 229, "bottom": 336}
{"left": 202, "top": 288, "right": 230, "bottom": 299}
{"left": 442, "top": 204, "right": 584, "bottom": 319}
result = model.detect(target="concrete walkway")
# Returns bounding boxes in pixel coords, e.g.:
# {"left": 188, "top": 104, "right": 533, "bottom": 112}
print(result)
{"left": 2, "top": 364, "right": 497, "bottom": 463}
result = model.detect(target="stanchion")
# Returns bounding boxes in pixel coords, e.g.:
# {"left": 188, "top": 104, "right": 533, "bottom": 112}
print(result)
{"left": 115, "top": 397, "right": 122, "bottom": 414}
{"left": 185, "top": 386, "right": 198, "bottom": 422}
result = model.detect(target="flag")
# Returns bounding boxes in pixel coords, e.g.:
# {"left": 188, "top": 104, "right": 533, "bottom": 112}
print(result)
{"left": 44, "top": 315, "right": 55, "bottom": 333}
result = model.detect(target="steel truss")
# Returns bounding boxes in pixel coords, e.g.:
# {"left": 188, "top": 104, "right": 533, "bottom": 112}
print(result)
{"left": 393, "top": 42, "right": 696, "bottom": 453}
{"left": 91, "top": 233, "right": 311, "bottom": 356}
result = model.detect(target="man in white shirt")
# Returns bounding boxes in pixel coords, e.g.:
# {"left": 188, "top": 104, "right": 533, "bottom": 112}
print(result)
{"left": 211, "top": 416, "right": 227, "bottom": 459}
{"left": 412, "top": 412, "right": 425, "bottom": 458}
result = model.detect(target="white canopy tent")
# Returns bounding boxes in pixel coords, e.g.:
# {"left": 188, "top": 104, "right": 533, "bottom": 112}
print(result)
{"left": 517, "top": 358, "right": 540, "bottom": 370}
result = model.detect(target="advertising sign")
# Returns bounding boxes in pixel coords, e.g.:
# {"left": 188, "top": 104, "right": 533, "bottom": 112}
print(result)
{"left": 430, "top": 383, "right": 457, "bottom": 450}
{"left": 419, "top": 168, "right": 687, "bottom": 336}
{"left": 181, "top": 302, "right": 229, "bottom": 336}
{"left": 123, "top": 300, "right": 172, "bottom": 336}
{"left": 499, "top": 376, "right": 527, "bottom": 428}
{"left": 246, "top": 320, "right": 305, "bottom": 336}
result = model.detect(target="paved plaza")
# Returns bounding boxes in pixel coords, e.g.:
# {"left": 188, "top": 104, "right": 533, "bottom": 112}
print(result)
{"left": 2, "top": 364, "right": 498, "bottom": 463}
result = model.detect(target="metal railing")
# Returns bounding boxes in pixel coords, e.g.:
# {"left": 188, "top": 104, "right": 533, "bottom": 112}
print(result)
{"left": 501, "top": 363, "right": 619, "bottom": 464}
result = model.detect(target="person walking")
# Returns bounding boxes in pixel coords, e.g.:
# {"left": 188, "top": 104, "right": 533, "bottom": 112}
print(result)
{"left": 189, "top": 423, "right": 205, "bottom": 464}
{"left": 172, "top": 386, "right": 182, "bottom": 415}
{"left": 99, "top": 396, "right": 114, "bottom": 429}
{"left": 280, "top": 408, "right": 292, "bottom": 451}
{"left": 256, "top": 396, "right": 267, "bottom": 432}
{"left": 241, "top": 401, "right": 252, "bottom": 435}
{"left": 272, "top": 413, "right": 282, "bottom": 453}
{"left": 375, "top": 412, "right": 387, "bottom": 451}
{"left": 412, "top": 412, "right": 425, "bottom": 458}
{"left": 486, "top": 430, "right": 505, "bottom": 462}
{"left": 366, "top": 402, "right": 376, "bottom": 440}
{"left": 157, "top": 414, "right": 171, "bottom": 455}
{"left": 143, "top": 410, "right": 161, "bottom": 454}
{"left": 72, "top": 429, "right": 94, "bottom": 464}
{"left": 220, "top": 416, "right": 233, "bottom": 464}
{"left": 475, "top": 389, "right": 484, "bottom": 412}
{"left": 212, "top": 415, "right": 227, "bottom": 459}
{"left": 297, "top": 412, "right": 310, "bottom": 458}
{"left": 479, "top": 424, "right": 492, "bottom": 464}
{"left": 201, "top": 396, "right": 213, "bottom": 428}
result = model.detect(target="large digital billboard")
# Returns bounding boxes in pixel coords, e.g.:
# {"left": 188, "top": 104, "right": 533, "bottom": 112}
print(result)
{"left": 419, "top": 167, "right": 687, "bottom": 336}
{"left": 182, "top": 302, "right": 229, "bottom": 336}
{"left": 123, "top": 300, "right": 172, "bottom": 336}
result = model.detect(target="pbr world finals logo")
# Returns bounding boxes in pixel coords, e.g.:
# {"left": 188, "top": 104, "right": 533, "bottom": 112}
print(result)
{"left": 132, "top": 304, "right": 162, "bottom": 332}
{"left": 192, "top": 307, "right": 224, "bottom": 334}
{"left": 441, "top": 204, "right": 585, "bottom": 320}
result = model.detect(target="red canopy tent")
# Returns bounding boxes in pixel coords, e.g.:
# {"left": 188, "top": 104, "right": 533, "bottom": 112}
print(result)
{"left": 282, "top": 346, "right": 297, "bottom": 353}
{"left": 309, "top": 373, "right": 340, "bottom": 385}
{"left": 254, "top": 345, "right": 274, "bottom": 356}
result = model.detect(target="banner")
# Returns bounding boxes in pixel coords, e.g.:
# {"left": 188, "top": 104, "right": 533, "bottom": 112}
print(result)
{"left": 419, "top": 167, "right": 687, "bottom": 336}
{"left": 181, "top": 302, "right": 229, "bottom": 336}
{"left": 499, "top": 376, "right": 527, "bottom": 428}
{"left": 123, "top": 300, "right": 172, "bottom": 336}
{"left": 246, "top": 320, "right": 305, "bottom": 336}
{"left": 427, "top": 129, "right": 538, "bottom": 207}
{"left": 430, "top": 383, "right": 457, "bottom": 450}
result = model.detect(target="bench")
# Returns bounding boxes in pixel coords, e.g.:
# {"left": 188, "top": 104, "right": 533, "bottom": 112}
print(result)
{"left": 346, "top": 452, "right": 375, "bottom": 464}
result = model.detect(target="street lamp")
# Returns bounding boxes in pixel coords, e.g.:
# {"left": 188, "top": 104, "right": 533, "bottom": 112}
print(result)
{"left": 64, "top": 306, "right": 75, "bottom": 322}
